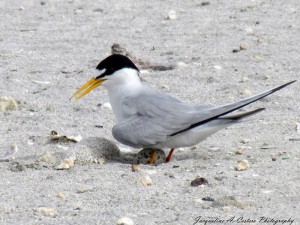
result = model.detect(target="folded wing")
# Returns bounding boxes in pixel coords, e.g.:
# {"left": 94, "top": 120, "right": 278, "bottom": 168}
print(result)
{"left": 112, "top": 81, "right": 296, "bottom": 147}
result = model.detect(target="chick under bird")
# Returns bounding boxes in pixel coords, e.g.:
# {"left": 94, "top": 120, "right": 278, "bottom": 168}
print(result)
{"left": 71, "top": 54, "right": 295, "bottom": 164}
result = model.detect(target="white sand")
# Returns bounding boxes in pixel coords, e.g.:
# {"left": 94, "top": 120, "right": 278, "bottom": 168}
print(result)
{"left": 0, "top": 0, "right": 299, "bottom": 224}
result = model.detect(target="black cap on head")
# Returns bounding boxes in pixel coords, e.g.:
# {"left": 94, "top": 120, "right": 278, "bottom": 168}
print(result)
{"left": 96, "top": 54, "right": 139, "bottom": 78}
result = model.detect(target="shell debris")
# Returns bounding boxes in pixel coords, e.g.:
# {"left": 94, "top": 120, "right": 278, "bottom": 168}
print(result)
{"left": 140, "top": 175, "right": 153, "bottom": 186}
{"left": 0, "top": 96, "right": 18, "bottom": 111}
{"left": 234, "top": 147, "right": 246, "bottom": 155}
{"left": 49, "top": 130, "right": 82, "bottom": 143}
{"left": 38, "top": 151, "right": 53, "bottom": 162}
{"left": 131, "top": 164, "right": 141, "bottom": 172}
{"left": 55, "top": 157, "right": 76, "bottom": 170}
{"left": 34, "top": 207, "right": 57, "bottom": 217}
{"left": 116, "top": 217, "right": 134, "bottom": 225}
{"left": 56, "top": 192, "right": 65, "bottom": 200}
{"left": 234, "top": 159, "right": 250, "bottom": 171}
{"left": 0, "top": 145, "right": 18, "bottom": 161}
{"left": 166, "top": 10, "right": 177, "bottom": 20}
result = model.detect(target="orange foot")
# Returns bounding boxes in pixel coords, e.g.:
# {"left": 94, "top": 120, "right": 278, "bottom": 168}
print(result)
{"left": 149, "top": 149, "right": 158, "bottom": 165}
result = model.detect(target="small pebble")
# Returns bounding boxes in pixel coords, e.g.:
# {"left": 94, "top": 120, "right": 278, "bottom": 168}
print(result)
{"left": 296, "top": 122, "right": 300, "bottom": 133}
{"left": 140, "top": 175, "right": 153, "bottom": 186}
{"left": 27, "top": 139, "right": 35, "bottom": 145}
{"left": 31, "top": 80, "right": 50, "bottom": 84}
{"left": 201, "top": 2, "right": 210, "bottom": 6}
{"left": 239, "top": 44, "right": 247, "bottom": 50}
{"left": 209, "top": 146, "right": 220, "bottom": 151}
{"left": 213, "top": 65, "right": 222, "bottom": 70}
{"left": 55, "top": 157, "right": 75, "bottom": 170}
{"left": 97, "top": 156, "right": 106, "bottom": 164}
{"left": 202, "top": 197, "right": 215, "bottom": 201}
{"left": 57, "top": 192, "right": 65, "bottom": 200}
{"left": 144, "top": 170, "right": 157, "bottom": 175}
{"left": 240, "top": 139, "right": 250, "bottom": 144}
{"left": 244, "top": 27, "right": 254, "bottom": 35}
{"left": 116, "top": 217, "right": 134, "bottom": 225}
{"left": 167, "top": 10, "right": 177, "bottom": 20}
{"left": 101, "top": 102, "right": 112, "bottom": 110}
{"left": 240, "top": 88, "right": 252, "bottom": 96}
{"left": 234, "top": 159, "right": 250, "bottom": 171}
{"left": 235, "top": 147, "right": 245, "bottom": 155}
{"left": 262, "top": 190, "right": 273, "bottom": 194}
{"left": 177, "top": 62, "right": 188, "bottom": 68}
{"left": 254, "top": 55, "right": 263, "bottom": 61}
{"left": 177, "top": 147, "right": 185, "bottom": 152}
{"left": 0, "top": 145, "right": 18, "bottom": 161}
{"left": 76, "top": 188, "right": 89, "bottom": 193}
{"left": 0, "top": 96, "right": 18, "bottom": 111}
{"left": 34, "top": 207, "right": 57, "bottom": 217}
{"left": 50, "top": 130, "right": 82, "bottom": 143}
{"left": 131, "top": 164, "right": 141, "bottom": 172}
{"left": 191, "top": 177, "right": 209, "bottom": 187}
{"left": 263, "top": 74, "right": 273, "bottom": 80}
{"left": 38, "top": 151, "right": 52, "bottom": 162}
{"left": 160, "top": 84, "right": 170, "bottom": 90}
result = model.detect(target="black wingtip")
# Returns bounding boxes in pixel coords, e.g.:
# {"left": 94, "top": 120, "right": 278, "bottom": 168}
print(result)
{"left": 272, "top": 80, "right": 296, "bottom": 93}
{"left": 170, "top": 81, "right": 296, "bottom": 136}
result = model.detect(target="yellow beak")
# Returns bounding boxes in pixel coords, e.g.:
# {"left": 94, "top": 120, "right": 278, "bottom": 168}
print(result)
{"left": 70, "top": 77, "right": 106, "bottom": 100}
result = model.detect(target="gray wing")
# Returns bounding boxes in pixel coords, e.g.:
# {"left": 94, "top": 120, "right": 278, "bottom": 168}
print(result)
{"left": 112, "top": 81, "right": 295, "bottom": 148}
{"left": 112, "top": 90, "right": 212, "bottom": 148}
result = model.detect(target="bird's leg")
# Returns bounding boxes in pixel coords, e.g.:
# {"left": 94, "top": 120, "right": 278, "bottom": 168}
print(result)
{"left": 149, "top": 149, "right": 158, "bottom": 165}
{"left": 166, "top": 148, "right": 175, "bottom": 162}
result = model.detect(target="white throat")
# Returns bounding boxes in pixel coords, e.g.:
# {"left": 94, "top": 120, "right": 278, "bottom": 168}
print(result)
{"left": 102, "top": 68, "right": 142, "bottom": 121}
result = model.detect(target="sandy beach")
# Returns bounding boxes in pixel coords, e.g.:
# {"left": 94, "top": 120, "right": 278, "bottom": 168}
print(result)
{"left": 0, "top": 0, "right": 299, "bottom": 224}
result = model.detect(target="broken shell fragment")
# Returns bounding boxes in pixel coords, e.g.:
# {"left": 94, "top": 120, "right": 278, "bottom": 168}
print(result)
{"left": 38, "top": 151, "right": 52, "bottom": 162}
{"left": 167, "top": 10, "right": 177, "bottom": 20}
{"left": 131, "top": 164, "right": 141, "bottom": 172}
{"left": 0, "top": 144, "right": 18, "bottom": 161}
{"left": 240, "top": 139, "right": 250, "bottom": 144}
{"left": 240, "top": 88, "right": 252, "bottom": 96}
{"left": 235, "top": 147, "right": 246, "bottom": 155}
{"left": 34, "top": 207, "right": 57, "bottom": 217}
{"left": 50, "top": 130, "right": 82, "bottom": 143}
{"left": 239, "top": 44, "right": 247, "bottom": 50}
{"left": 55, "top": 157, "right": 75, "bottom": 170}
{"left": 116, "top": 217, "right": 134, "bottom": 225}
{"left": 234, "top": 160, "right": 250, "bottom": 171}
{"left": 0, "top": 96, "right": 18, "bottom": 111}
{"left": 140, "top": 175, "right": 153, "bottom": 186}
{"left": 101, "top": 102, "right": 112, "bottom": 110}
{"left": 56, "top": 192, "right": 65, "bottom": 200}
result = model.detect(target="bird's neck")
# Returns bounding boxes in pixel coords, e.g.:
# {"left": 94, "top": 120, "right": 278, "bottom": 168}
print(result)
{"left": 105, "top": 69, "right": 143, "bottom": 121}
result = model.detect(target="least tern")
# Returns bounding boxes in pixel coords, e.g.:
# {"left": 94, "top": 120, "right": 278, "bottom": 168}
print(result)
{"left": 71, "top": 54, "right": 295, "bottom": 163}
